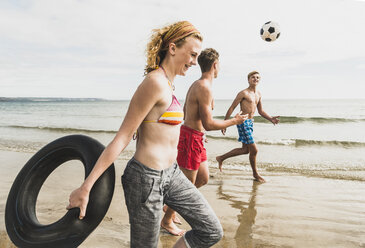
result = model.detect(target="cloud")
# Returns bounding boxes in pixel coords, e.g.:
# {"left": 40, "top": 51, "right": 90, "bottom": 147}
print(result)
{"left": 0, "top": 0, "right": 364, "bottom": 99}
{"left": 286, "top": 57, "right": 365, "bottom": 76}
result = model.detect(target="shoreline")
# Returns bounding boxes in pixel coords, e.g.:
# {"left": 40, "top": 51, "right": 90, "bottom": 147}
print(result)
{"left": 1, "top": 149, "right": 365, "bottom": 248}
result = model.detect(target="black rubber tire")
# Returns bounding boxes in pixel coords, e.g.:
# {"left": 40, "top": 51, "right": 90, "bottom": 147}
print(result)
{"left": 5, "top": 135, "right": 115, "bottom": 248}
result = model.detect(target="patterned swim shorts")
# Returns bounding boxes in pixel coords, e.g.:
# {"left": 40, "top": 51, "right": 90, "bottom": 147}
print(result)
{"left": 237, "top": 119, "right": 254, "bottom": 144}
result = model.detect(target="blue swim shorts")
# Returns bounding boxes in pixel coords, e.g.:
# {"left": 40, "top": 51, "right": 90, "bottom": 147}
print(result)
{"left": 237, "top": 119, "right": 254, "bottom": 144}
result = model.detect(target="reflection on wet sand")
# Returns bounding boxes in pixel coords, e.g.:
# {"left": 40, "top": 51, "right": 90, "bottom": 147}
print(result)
{"left": 217, "top": 180, "right": 261, "bottom": 248}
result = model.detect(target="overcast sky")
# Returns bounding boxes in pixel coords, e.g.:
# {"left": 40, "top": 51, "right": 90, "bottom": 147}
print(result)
{"left": 1, "top": 0, "right": 364, "bottom": 100}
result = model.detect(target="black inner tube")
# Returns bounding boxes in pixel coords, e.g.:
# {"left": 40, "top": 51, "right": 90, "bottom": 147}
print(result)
{"left": 5, "top": 135, "right": 115, "bottom": 248}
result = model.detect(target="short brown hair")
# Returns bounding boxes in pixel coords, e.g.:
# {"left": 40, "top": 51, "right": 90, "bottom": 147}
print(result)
{"left": 198, "top": 48, "right": 219, "bottom": 73}
{"left": 247, "top": 71, "right": 259, "bottom": 80}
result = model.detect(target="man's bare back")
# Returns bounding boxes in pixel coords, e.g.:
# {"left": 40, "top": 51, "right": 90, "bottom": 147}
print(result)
{"left": 183, "top": 78, "right": 214, "bottom": 132}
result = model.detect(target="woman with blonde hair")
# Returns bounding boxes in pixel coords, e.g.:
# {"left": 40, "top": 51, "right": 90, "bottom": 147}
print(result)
{"left": 67, "top": 21, "right": 223, "bottom": 248}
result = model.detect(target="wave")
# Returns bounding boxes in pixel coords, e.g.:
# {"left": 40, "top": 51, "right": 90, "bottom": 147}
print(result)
{"left": 4, "top": 125, "right": 365, "bottom": 148}
{"left": 0, "top": 97, "right": 105, "bottom": 102}
{"left": 206, "top": 135, "right": 238, "bottom": 142}
{"left": 258, "top": 139, "right": 365, "bottom": 148}
{"left": 264, "top": 166, "right": 365, "bottom": 182}
{"left": 207, "top": 159, "right": 365, "bottom": 182}
{"left": 214, "top": 115, "right": 365, "bottom": 124}
{"left": 1, "top": 137, "right": 364, "bottom": 182}
{"left": 6, "top": 125, "right": 117, "bottom": 134}
{"left": 0, "top": 139, "right": 45, "bottom": 153}
{"left": 206, "top": 135, "right": 365, "bottom": 148}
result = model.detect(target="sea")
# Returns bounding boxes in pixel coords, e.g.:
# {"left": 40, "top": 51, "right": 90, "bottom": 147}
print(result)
{"left": 1, "top": 98, "right": 365, "bottom": 181}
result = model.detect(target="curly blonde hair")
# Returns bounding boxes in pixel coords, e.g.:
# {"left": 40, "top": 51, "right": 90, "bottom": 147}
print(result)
{"left": 144, "top": 21, "right": 203, "bottom": 75}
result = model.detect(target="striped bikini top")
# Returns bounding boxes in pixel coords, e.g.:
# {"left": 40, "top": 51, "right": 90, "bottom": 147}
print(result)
{"left": 144, "top": 94, "right": 184, "bottom": 125}
{"left": 143, "top": 66, "right": 184, "bottom": 125}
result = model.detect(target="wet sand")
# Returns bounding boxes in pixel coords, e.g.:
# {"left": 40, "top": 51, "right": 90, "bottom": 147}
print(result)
{"left": 1, "top": 149, "right": 365, "bottom": 248}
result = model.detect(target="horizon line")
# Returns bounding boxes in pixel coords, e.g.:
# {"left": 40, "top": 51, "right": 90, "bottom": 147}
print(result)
{"left": 1, "top": 96, "right": 365, "bottom": 101}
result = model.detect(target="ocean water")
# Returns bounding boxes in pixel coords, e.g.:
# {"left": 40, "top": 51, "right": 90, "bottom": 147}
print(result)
{"left": 1, "top": 98, "right": 364, "bottom": 181}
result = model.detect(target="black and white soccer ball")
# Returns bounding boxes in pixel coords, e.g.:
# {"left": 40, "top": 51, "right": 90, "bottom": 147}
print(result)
{"left": 260, "top": 21, "right": 280, "bottom": 42}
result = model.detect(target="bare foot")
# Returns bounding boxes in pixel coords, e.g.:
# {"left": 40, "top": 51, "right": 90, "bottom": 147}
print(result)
{"left": 170, "top": 214, "right": 182, "bottom": 225}
{"left": 162, "top": 205, "right": 182, "bottom": 225}
{"left": 216, "top": 156, "right": 223, "bottom": 172}
{"left": 254, "top": 174, "right": 266, "bottom": 183}
{"left": 163, "top": 205, "right": 168, "bottom": 212}
{"left": 160, "top": 221, "right": 186, "bottom": 236}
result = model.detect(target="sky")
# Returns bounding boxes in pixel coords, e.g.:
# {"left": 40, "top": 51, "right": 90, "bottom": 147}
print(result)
{"left": 0, "top": 0, "right": 364, "bottom": 100}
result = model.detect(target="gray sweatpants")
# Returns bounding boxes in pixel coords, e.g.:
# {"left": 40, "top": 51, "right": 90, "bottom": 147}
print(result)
{"left": 122, "top": 157, "right": 223, "bottom": 248}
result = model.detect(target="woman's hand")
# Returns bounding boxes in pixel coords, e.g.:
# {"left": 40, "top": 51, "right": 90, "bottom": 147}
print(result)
{"left": 66, "top": 186, "right": 90, "bottom": 220}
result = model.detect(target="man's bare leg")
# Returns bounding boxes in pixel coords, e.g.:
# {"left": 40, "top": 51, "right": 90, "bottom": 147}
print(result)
{"left": 195, "top": 161, "right": 209, "bottom": 188}
{"left": 161, "top": 206, "right": 186, "bottom": 236}
{"left": 216, "top": 143, "right": 249, "bottom": 171}
{"left": 179, "top": 167, "right": 199, "bottom": 184}
{"left": 247, "top": 143, "right": 265, "bottom": 182}
{"left": 163, "top": 205, "right": 182, "bottom": 224}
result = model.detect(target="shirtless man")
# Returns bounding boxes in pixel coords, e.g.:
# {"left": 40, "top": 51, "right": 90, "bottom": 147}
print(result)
{"left": 160, "top": 48, "right": 248, "bottom": 235}
{"left": 216, "top": 71, "right": 280, "bottom": 183}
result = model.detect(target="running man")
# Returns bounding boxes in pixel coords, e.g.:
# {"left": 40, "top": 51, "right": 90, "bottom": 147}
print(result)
{"left": 161, "top": 48, "right": 248, "bottom": 235}
{"left": 216, "top": 71, "right": 279, "bottom": 183}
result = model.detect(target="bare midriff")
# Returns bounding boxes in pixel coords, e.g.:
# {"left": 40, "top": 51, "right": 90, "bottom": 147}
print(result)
{"left": 134, "top": 122, "right": 180, "bottom": 170}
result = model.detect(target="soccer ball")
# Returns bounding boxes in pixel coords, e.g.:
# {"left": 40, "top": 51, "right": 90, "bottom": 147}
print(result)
{"left": 260, "top": 21, "right": 280, "bottom": 42}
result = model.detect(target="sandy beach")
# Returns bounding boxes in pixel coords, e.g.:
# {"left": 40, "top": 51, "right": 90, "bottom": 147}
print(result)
{"left": 1, "top": 0, "right": 365, "bottom": 245}
{"left": 1, "top": 147, "right": 365, "bottom": 248}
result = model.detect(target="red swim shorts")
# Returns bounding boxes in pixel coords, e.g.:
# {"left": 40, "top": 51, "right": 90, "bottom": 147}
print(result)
{"left": 176, "top": 125, "right": 207, "bottom": 171}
